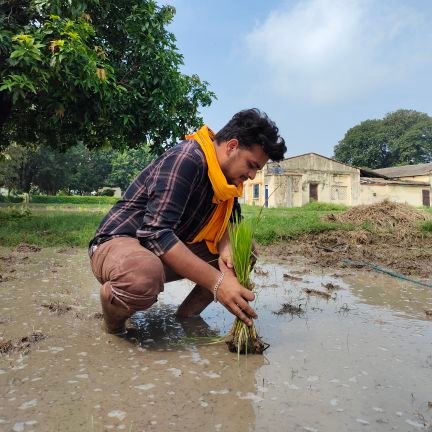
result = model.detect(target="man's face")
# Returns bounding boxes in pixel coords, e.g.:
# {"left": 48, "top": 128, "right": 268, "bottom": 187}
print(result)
{"left": 221, "top": 141, "right": 269, "bottom": 186}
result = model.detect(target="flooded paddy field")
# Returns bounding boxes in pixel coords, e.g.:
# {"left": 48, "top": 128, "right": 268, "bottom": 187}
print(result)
{"left": 0, "top": 247, "right": 431, "bottom": 432}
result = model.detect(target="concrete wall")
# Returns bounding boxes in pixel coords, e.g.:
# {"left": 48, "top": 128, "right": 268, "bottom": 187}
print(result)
{"left": 395, "top": 175, "right": 430, "bottom": 184}
{"left": 239, "top": 154, "right": 430, "bottom": 208}
{"left": 262, "top": 154, "right": 360, "bottom": 207}
{"left": 241, "top": 170, "right": 266, "bottom": 206}
{"left": 360, "top": 183, "right": 427, "bottom": 206}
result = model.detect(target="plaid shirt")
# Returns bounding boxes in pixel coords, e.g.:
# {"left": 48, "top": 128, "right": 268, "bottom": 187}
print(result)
{"left": 91, "top": 139, "right": 240, "bottom": 256}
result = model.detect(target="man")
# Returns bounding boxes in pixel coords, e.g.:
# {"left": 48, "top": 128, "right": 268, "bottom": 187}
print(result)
{"left": 89, "top": 108, "right": 286, "bottom": 334}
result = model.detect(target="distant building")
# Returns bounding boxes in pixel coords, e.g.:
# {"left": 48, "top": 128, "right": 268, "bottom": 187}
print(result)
{"left": 373, "top": 163, "right": 431, "bottom": 207}
{"left": 241, "top": 153, "right": 431, "bottom": 208}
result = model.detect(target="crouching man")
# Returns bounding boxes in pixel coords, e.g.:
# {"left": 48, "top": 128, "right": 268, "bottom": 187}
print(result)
{"left": 89, "top": 108, "right": 286, "bottom": 334}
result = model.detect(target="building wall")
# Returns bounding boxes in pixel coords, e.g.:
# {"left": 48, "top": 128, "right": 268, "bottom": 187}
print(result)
{"left": 360, "top": 184, "right": 426, "bottom": 206}
{"left": 241, "top": 170, "right": 265, "bottom": 206}
{"left": 240, "top": 154, "right": 430, "bottom": 208}
{"left": 396, "top": 174, "right": 431, "bottom": 188}
{"left": 265, "top": 154, "right": 360, "bottom": 207}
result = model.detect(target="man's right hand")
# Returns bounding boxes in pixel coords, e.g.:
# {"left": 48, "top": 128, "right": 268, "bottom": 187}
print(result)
{"left": 162, "top": 241, "right": 257, "bottom": 326}
{"left": 216, "top": 260, "right": 257, "bottom": 326}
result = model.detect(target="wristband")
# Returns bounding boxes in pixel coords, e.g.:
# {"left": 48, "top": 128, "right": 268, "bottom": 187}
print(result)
{"left": 213, "top": 271, "right": 225, "bottom": 303}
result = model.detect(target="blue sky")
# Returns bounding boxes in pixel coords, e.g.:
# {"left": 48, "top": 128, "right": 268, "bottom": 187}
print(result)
{"left": 163, "top": 0, "right": 432, "bottom": 157}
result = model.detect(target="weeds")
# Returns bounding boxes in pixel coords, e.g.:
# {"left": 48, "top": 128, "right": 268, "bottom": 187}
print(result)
{"left": 420, "top": 220, "right": 432, "bottom": 233}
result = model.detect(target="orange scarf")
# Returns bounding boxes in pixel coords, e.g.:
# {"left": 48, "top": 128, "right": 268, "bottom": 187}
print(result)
{"left": 187, "top": 125, "right": 243, "bottom": 254}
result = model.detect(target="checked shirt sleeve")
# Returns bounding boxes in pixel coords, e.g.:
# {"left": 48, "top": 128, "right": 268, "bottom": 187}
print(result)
{"left": 136, "top": 148, "right": 204, "bottom": 256}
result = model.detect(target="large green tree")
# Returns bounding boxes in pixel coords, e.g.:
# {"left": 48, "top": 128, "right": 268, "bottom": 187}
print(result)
{"left": 0, "top": 0, "right": 215, "bottom": 154}
{"left": 334, "top": 110, "right": 432, "bottom": 168}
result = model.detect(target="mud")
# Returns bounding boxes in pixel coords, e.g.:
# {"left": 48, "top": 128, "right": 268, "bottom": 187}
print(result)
{"left": 261, "top": 230, "right": 432, "bottom": 278}
{"left": 0, "top": 247, "right": 432, "bottom": 431}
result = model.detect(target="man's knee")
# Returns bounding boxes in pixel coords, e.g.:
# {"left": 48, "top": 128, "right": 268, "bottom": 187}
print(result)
{"left": 112, "top": 251, "right": 165, "bottom": 298}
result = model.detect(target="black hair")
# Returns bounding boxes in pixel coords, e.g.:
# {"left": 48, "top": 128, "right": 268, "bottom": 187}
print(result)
{"left": 215, "top": 108, "right": 286, "bottom": 161}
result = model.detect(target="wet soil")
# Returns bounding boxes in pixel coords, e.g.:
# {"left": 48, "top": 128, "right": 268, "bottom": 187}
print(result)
{"left": 260, "top": 230, "right": 432, "bottom": 278}
{"left": 1, "top": 247, "right": 432, "bottom": 431}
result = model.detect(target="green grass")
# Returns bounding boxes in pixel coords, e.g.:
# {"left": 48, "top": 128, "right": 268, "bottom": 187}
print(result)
{"left": 0, "top": 202, "right": 351, "bottom": 248}
{"left": 420, "top": 220, "right": 432, "bottom": 233}
{"left": 242, "top": 203, "right": 349, "bottom": 245}
{"left": 0, "top": 194, "right": 118, "bottom": 205}
{"left": 0, "top": 207, "right": 106, "bottom": 247}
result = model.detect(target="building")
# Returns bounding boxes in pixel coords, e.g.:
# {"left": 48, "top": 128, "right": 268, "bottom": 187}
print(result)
{"left": 241, "top": 153, "right": 431, "bottom": 208}
{"left": 373, "top": 163, "right": 432, "bottom": 207}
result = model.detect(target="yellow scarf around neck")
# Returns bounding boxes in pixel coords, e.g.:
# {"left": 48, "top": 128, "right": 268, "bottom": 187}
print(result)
{"left": 186, "top": 125, "right": 243, "bottom": 254}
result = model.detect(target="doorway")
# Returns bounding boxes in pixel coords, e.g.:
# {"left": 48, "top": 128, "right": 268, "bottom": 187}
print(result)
{"left": 309, "top": 183, "right": 318, "bottom": 201}
{"left": 423, "top": 189, "right": 430, "bottom": 207}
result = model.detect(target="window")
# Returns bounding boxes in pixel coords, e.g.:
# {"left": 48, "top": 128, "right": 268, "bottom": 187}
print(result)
{"left": 331, "top": 185, "right": 347, "bottom": 201}
{"left": 253, "top": 184, "right": 260, "bottom": 199}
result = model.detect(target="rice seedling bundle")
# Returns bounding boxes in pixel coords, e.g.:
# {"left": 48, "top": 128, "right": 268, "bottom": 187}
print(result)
{"left": 225, "top": 217, "right": 268, "bottom": 355}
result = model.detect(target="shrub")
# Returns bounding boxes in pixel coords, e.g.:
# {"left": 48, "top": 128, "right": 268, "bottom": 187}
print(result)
{"left": 29, "top": 195, "right": 118, "bottom": 204}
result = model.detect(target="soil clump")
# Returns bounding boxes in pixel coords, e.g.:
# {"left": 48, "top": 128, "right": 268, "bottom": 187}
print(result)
{"left": 0, "top": 331, "right": 46, "bottom": 355}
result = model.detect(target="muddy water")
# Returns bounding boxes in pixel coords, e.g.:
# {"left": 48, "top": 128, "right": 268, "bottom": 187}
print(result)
{"left": 0, "top": 248, "right": 431, "bottom": 432}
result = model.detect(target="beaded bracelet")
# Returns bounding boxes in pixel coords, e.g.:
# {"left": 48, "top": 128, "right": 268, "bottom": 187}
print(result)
{"left": 213, "top": 271, "right": 225, "bottom": 303}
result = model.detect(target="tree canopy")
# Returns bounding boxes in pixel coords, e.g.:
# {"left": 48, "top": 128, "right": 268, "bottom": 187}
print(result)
{"left": 0, "top": 142, "right": 154, "bottom": 194}
{"left": 334, "top": 109, "right": 432, "bottom": 169}
{"left": 0, "top": 0, "right": 215, "bottom": 154}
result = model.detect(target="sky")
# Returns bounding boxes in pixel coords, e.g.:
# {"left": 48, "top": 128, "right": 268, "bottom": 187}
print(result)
{"left": 162, "top": 0, "right": 432, "bottom": 157}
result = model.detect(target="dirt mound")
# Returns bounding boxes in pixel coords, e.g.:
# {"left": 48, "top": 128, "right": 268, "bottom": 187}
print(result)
{"left": 327, "top": 200, "right": 428, "bottom": 236}
{"left": 261, "top": 201, "right": 432, "bottom": 278}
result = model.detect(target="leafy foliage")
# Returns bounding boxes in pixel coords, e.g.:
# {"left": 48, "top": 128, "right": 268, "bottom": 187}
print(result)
{"left": 0, "top": 0, "right": 215, "bottom": 153}
{"left": 334, "top": 110, "right": 432, "bottom": 168}
{"left": 0, "top": 142, "right": 155, "bottom": 194}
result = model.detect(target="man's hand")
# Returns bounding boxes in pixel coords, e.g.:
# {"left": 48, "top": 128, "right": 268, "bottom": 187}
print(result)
{"left": 217, "top": 259, "right": 257, "bottom": 326}
{"left": 162, "top": 239, "right": 257, "bottom": 326}
{"left": 217, "top": 229, "right": 233, "bottom": 271}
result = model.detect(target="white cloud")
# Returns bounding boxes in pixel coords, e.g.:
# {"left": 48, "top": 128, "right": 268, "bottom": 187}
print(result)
{"left": 246, "top": 0, "right": 430, "bottom": 104}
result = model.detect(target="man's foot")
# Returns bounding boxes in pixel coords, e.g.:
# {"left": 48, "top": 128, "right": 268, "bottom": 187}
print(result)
{"left": 100, "top": 283, "right": 131, "bottom": 335}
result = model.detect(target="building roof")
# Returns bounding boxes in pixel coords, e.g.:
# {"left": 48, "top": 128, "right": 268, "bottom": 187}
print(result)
{"left": 374, "top": 163, "right": 432, "bottom": 178}
{"left": 281, "top": 152, "right": 356, "bottom": 170}
{"left": 358, "top": 167, "right": 388, "bottom": 178}
{"left": 360, "top": 177, "right": 430, "bottom": 187}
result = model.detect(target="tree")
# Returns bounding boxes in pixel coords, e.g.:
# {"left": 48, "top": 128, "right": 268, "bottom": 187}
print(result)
{"left": 107, "top": 145, "right": 154, "bottom": 192}
{"left": 0, "top": 144, "right": 38, "bottom": 193}
{"left": 0, "top": 0, "right": 215, "bottom": 154}
{"left": 334, "top": 110, "right": 432, "bottom": 168}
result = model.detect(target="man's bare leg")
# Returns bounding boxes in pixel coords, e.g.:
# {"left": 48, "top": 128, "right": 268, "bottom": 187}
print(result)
{"left": 176, "top": 284, "right": 213, "bottom": 317}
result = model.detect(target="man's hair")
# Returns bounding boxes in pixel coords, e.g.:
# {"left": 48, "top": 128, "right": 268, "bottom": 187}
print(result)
{"left": 215, "top": 108, "right": 286, "bottom": 161}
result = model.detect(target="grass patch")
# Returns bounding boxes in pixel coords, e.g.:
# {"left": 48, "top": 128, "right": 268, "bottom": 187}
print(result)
{"left": 420, "top": 220, "right": 432, "bottom": 233}
{"left": 0, "top": 208, "right": 104, "bottom": 247}
{"left": 0, "top": 203, "right": 350, "bottom": 248}
{"left": 0, "top": 194, "right": 118, "bottom": 205}
{"left": 252, "top": 212, "right": 349, "bottom": 245}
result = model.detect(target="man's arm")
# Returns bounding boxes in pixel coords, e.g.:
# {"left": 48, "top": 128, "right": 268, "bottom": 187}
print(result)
{"left": 161, "top": 241, "right": 257, "bottom": 326}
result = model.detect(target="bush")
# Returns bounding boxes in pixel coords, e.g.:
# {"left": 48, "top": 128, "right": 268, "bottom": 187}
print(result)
{"left": 29, "top": 195, "right": 118, "bottom": 204}
{"left": 98, "top": 189, "right": 115, "bottom": 196}
{"left": 0, "top": 195, "right": 24, "bottom": 203}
